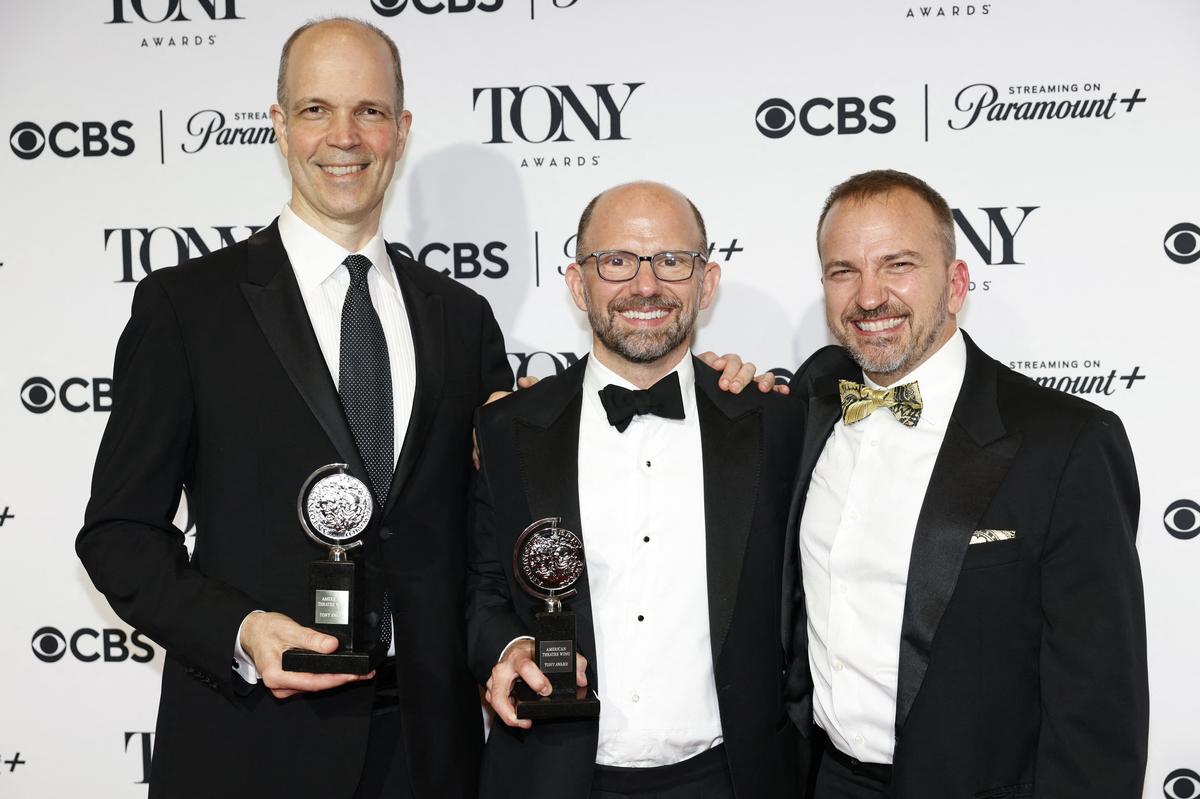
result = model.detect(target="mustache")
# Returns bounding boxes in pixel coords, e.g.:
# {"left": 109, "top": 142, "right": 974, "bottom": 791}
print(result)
{"left": 609, "top": 296, "right": 682, "bottom": 313}
{"left": 842, "top": 303, "right": 908, "bottom": 323}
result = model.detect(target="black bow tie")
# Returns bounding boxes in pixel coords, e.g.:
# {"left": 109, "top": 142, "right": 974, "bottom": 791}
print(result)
{"left": 598, "top": 371, "right": 686, "bottom": 433}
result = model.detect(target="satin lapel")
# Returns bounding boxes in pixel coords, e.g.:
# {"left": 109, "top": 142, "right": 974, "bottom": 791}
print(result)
{"left": 512, "top": 361, "right": 596, "bottom": 687}
{"left": 694, "top": 364, "right": 762, "bottom": 669}
{"left": 239, "top": 222, "right": 367, "bottom": 479}
{"left": 383, "top": 247, "right": 445, "bottom": 516}
{"left": 781, "top": 377, "right": 842, "bottom": 654}
{"left": 895, "top": 332, "right": 1021, "bottom": 733}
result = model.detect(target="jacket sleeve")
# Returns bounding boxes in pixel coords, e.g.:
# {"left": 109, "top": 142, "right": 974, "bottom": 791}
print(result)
{"left": 465, "top": 409, "right": 529, "bottom": 685}
{"left": 1035, "top": 410, "right": 1148, "bottom": 797}
{"left": 76, "top": 276, "right": 258, "bottom": 699}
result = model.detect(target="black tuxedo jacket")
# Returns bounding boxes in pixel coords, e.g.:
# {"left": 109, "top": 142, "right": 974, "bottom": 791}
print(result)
{"left": 466, "top": 356, "right": 806, "bottom": 799}
{"left": 782, "top": 331, "right": 1148, "bottom": 799}
{"left": 77, "top": 221, "right": 512, "bottom": 799}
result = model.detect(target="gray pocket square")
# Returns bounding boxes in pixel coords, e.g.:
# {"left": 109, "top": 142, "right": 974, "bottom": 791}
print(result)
{"left": 970, "top": 529, "right": 1016, "bottom": 544}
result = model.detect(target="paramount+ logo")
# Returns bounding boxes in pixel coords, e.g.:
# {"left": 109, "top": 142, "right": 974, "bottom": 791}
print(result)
{"left": 9, "top": 121, "right": 134, "bottom": 160}
{"left": 31, "top": 625, "right": 156, "bottom": 664}
{"left": 755, "top": 95, "right": 896, "bottom": 138}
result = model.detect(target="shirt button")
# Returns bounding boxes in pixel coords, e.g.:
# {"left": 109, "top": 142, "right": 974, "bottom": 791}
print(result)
{"left": 839, "top": 583, "right": 849, "bottom": 594}
{"left": 637, "top": 614, "right": 645, "bottom": 622}
{"left": 854, "top": 734, "right": 865, "bottom": 745}
{"left": 643, "top": 536, "right": 650, "bottom": 543}
{"left": 833, "top": 660, "right": 844, "bottom": 672}
{"left": 869, "top": 438, "right": 879, "bottom": 448}
{"left": 847, "top": 508, "right": 860, "bottom": 521}
{"left": 632, "top": 693, "right": 640, "bottom": 703}
{"left": 379, "top": 526, "right": 393, "bottom": 541}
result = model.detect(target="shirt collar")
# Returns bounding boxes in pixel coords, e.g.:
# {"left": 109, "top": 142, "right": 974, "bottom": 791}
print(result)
{"left": 278, "top": 204, "right": 395, "bottom": 293}
{"left": 583, "top": 347, "right": 695, "bottom": 418}
{"left": 863, "top": 328, "right": 965, "bottom": 431}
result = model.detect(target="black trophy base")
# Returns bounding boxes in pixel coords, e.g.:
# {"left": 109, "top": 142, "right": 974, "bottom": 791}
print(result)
{"left": 281, "top": 647, "right": 381, "bottom": 675}
{"left": 514, "top": 681, "right": 601, "bottom": 720}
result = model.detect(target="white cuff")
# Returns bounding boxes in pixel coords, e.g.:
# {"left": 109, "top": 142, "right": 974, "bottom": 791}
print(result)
{"left": 498, "top": 635, "right": 534, "bottom": 664}
{"left": 232, "top": 610, "right": 265, "bottom": 684}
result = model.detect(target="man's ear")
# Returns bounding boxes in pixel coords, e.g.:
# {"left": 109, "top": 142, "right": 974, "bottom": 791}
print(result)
{"left": 564, "top": 262, "right": 588, "bottom": 312}
{"left": 269, "top": 104, "right": 289, "bottom": 159}
{"left": 697, "top": 262, "right": 721, "bottom": 310}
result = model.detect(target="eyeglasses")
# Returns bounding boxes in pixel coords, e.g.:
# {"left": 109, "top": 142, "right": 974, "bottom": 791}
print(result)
{"left": 580, "top": 250, "right": 705, "bottom": 283}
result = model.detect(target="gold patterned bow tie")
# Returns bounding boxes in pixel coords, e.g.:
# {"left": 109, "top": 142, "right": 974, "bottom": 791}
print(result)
{"left": 837, "top": 379, "right": 924, "bottom": 427}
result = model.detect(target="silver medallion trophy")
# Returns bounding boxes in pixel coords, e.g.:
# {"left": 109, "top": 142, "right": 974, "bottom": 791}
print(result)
{"left": 512, "top": 517, "right": 600, "bottom": 720}
{"left": 282, "top": 464, "right": 378, "bottom": 674}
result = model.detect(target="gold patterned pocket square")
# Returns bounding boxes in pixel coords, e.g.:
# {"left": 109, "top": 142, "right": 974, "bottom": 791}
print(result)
{"left": 970, "top": 529, "right": 1016, "bottom": 544}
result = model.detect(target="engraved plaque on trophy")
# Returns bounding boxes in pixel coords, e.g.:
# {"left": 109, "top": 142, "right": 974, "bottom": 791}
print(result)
{"left": 512, "top": 517, "right": 601, "bottom": 720}
{"left": 282, "top": 464, "right": 379, "bottom": 675}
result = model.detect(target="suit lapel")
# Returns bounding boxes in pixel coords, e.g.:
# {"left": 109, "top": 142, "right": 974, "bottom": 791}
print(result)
{"left": 895, "top": 331, "right": 1021, "bottom": 733}
{"left": 511, "top": 359, "right": 596, "bottom": 686}
{"left": 239, "top": 222, "right": 368, "bottom": 480}
{"left": 383, "top": 245, "right": 444, "bottom": 516}
{"left": 694, "top": 360, "right": 762, "bottom": 669}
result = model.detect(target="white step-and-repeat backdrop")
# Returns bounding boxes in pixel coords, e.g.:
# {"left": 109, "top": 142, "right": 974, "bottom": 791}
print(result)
{"left": 1, "top": 1, "right": 1197, "bottom": 796}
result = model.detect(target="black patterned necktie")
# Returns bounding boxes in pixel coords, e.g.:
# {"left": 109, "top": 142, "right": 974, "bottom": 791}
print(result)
{"left": 338, "top": 254, "right": 393, "bottom": 651}
{"left": 598, "top": 371, "right": 686, "bottom": 433}
{"left": 837, "top": 378, "right": 924, "bottom": 427}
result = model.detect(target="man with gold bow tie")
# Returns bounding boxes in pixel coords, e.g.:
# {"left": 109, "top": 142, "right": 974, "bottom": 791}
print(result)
{"left": 781, "top": 170, "right": 1148, "bottom": 799}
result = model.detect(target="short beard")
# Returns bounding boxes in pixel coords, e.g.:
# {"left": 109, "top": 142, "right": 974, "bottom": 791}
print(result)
{"left": 832, "top": 292, "right": 949, "bottom": 381}
{"left": 586, "top": 288, "right": 695, "bottom": 364}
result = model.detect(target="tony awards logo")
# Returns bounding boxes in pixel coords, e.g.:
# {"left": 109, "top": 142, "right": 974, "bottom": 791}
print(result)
{"left": 512, "top": 517, "right": 599, "bottom": 719}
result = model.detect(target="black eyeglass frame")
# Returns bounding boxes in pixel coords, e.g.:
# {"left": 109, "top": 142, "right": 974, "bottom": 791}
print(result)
{"left": 579, "top": 250, "right": 707, "bottom": 283}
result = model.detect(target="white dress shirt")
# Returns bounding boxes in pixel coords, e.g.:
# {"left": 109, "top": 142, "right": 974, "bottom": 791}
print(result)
{"left": 232, "top": 205, "right": 415, "bottom": 682}
{"left": 800, "top": 330, "right": 966, "bottom": 763}
{"left": 577, "top": 350, "right": 724, "bottom": 767}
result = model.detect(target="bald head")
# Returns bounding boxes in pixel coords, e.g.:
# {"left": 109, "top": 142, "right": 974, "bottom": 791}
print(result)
{"left": 574, "top": 181, "right": 708, "bottom": 262}
{"left": 277, "top": 17, "right": 404, "bottom": 115}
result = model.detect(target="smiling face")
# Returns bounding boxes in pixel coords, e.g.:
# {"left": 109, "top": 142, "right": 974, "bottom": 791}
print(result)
{"left": 818, "top": 188, "right": 969, "bottom": 385}
{"left": 565, "top": 183, "right": 719, "bottom": 381}
{"left": 270, "top": 21, "right": 411, "bottom": 250}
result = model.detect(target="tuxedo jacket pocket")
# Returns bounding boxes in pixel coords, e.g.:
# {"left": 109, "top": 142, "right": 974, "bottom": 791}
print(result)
{"left": 975, "top": 783, "right": 1033, "bottom": 799}
{"left": 961, "top": 536, "right": 1020, "bottom": 570}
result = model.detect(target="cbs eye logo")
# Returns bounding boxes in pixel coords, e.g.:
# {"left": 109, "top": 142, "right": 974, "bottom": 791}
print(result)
{"left": 371, "top": 0, "right": 502, "bottom": 14}
{"left": 1164, "top": 223, "right": 1200, "bottom": 265}
{"left": 31, "top": 626, "right": 68, "bottom": 662}
{"left": 1164, "top": 499, "right": 1200, "bottom": 540}
{"left": 754, "top": 95, "right": 896, "bottom": 138}
{"left": 9, "top": 120, "right": 135, "bottom": 160}
{"left": 1164, "top": 768, "right": 1200, "bottom": 799}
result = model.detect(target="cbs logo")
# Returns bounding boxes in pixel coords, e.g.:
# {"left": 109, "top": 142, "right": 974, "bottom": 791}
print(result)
{"left": 391, "top": 241, "right": 508, "bottom": 279}
{"left": 20, "top": 377, "right": 113, "bottom": 414}
{"left": 1164, "top": 769, "right": 1200, "bottom": 799}
{"left": 10, "top": 121, "right": 135, "bottom": 160}
{"left": 1164, "top": 499, "right": 1200, "bottom": 540}
{"left": 371, "top": 0, "right": 501, "bottom": 14}
{"left": 755, "top": 96, "right": 895, "bottom": 138}
{"left": 1164, "top": 223, "right": 1200, "bottom": 265}
{"left": 31, "top": 626, "right": 156, "bottom": 664}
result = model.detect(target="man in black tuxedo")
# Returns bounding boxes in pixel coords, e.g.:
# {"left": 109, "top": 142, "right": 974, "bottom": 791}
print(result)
{"left": 77, "top": 18, "right": 512, "bottom": 798}
{"left": 782, "top": 170, "right": 1148, "bottom": 798}
{"left": 468, "top": 181, "right": 804, "bottom": 798}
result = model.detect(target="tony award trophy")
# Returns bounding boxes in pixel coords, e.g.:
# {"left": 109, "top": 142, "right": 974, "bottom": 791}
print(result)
{"left": 282, "top": 463, "right": 379, "bottom": 675}
{"left": 512, "top": 517, "right": 601, "bottom": 720}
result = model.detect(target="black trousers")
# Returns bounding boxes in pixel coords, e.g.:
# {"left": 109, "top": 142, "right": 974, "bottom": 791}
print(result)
{"left": 353, "top": 660, "right": 413, "bottom": 799}
{"left": 590, "top": 744, "right": 734, "bottom": 799}
{"left": 813, "top": 739, "right": 891, "bottom": 799}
